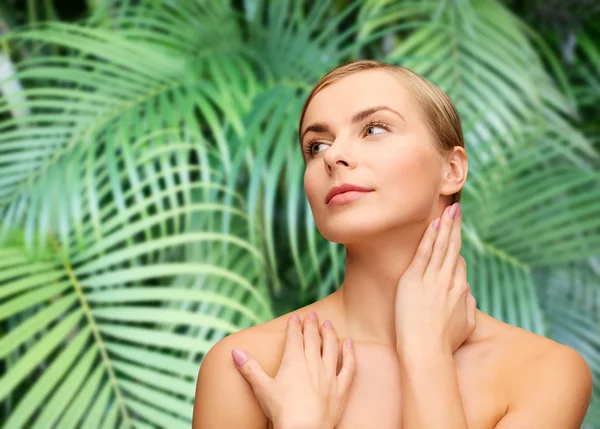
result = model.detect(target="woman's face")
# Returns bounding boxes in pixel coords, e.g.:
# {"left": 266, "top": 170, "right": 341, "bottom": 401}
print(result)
{"left": 301, "top": 69, "right": 447, "bottom": 244}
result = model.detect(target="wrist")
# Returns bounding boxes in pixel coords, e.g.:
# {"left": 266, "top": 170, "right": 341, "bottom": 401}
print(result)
{"left": 396, "top": 340, "right": 450, "bottom": 362}
{"left": 274, "top": 419, "right": 329, "bottom": 429}
{"left": 276, "top": 424, "right": 328, "bottom": 429}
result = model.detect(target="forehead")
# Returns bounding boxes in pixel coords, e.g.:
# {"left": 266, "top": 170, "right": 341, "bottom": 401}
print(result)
{"left": 302, "top": 69, "right": 420, "bottom": 128}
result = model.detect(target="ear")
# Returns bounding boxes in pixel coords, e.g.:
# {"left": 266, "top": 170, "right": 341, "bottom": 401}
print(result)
{"left": 439, "top": 146, "right": 468, "bottom": 198}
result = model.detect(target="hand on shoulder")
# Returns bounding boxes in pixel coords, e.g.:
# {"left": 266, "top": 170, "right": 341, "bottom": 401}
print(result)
{"left": 192, "top": 329, "right": 271, "bottom": 429}
{"left": 231, "top": 312, "right": 355, "bottom": 429}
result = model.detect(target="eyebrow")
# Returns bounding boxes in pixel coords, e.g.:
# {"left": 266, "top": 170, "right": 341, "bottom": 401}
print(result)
{"left": 300, "top": 105, "right": 405, "bottom": 143}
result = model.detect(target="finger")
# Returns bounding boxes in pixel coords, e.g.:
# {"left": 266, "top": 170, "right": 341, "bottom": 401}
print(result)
{"left": 321, "top": 319, "right": 339, "bottom": 371}
{"left": 440, "top": 205, "right": 462, "bottom": 281}
{"left": 466, "top": 292, "right": 477, "bottom": 326}
{"left": 232, "top": 348, "right": 272, "bottom": 395}
{"left": 281, "top": 314, "right": 304, "bottom": 364}
{"left": 449, "top": 256, "right": 468, "bottom": 298}
{"left": 337, "top": 338, "right": 356, "bottom": 397}
{"left": 426, "top": 203, "right": 459, "bottom": 276}
{"left": 406, "top": 217, "right": 441, "bottom": 277}
{"left": 304, "top": 311, "right": 322, "bottom": 363}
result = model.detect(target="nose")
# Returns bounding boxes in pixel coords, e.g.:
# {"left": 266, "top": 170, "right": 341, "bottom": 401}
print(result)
{"left": 323, "top": 139, "right": 356, "bottom": 171}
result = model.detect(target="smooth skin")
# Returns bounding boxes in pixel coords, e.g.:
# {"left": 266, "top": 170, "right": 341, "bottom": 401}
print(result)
{"left": 192, "top": 69, "right": 592, "bottom": 429}
{"left": 231, "top": 312, "right": 356, "bottom": 429}
{"left": 231, "top": 201, "right": 477, "bottom": 429}
{"left": 394, "top": 202, "right": 475, "bottom": 428}
{"left": 195, "top": 208, "right": 592, "bottom": 429}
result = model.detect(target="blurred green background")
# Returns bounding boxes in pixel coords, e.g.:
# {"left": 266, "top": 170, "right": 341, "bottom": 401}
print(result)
{"left": 0, "top": 0, "right": 599, "bottom": 427}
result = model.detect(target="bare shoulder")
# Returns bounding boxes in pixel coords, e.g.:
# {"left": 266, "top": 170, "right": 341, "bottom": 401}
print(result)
{"left": 192, "top": 327, "right": 269, "bottom": 429}
{"left": 493, "top": 320, "right": 593, "bottom": 428}
{"left": 496, "top": 321, "right": 590, "bottom": 382}
{"left": 192, "top": 299, "right": 329, "bottom": 428}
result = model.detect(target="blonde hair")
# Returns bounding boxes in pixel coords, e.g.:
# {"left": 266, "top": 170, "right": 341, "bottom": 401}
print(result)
{"left": 298, "top": 59, "right": 464, "bottom": 204}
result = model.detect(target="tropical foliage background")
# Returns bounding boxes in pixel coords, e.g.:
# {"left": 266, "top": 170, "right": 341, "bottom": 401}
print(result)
{"left": 0, "top": 0, "right": 598, "bottom": 427}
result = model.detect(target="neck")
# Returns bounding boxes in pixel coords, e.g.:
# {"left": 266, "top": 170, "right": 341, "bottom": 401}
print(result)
{"left": 332, "top": 221, "right": 426, "bottom": 348}
{"left": 331, "top": 220, "right": 487, "bottom": 350}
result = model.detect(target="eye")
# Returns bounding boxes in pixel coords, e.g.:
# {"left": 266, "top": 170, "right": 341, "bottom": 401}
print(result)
{"left": 312, "top": 142, "right": 329, "bottom": 155}
{"left": 304, "top": 140, "right": 329, "bottom": 158}
{"left": 303, "top": 120, "right": 391, "bottom": 160}
{"left": 366, "top": 126, "right": 386, "bottom": 136}
{"left": 364, "top": 120, "right": 390, "bottom": 136}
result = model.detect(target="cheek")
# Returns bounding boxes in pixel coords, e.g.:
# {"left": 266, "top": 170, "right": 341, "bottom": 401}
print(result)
{"left": 380, "top": 148, "right": 441, "bottom": 208}
{"left": 303, "top": 167, "right": 320, "bottom": 207}
{"left": 391, "top": 152, "right": 438, "bottom": 185}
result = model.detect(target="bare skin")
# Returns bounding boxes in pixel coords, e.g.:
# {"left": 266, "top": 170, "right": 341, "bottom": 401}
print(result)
{"left": 215, "top": 297, "right": 585, "bottom": 429}
{"left": 193, "top": 68, "right": 592, "bottom": 429}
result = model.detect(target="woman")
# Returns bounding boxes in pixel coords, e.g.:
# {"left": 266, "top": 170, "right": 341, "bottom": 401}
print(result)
{"left": 192, "top": 60, "right": 592, "bottom": 429}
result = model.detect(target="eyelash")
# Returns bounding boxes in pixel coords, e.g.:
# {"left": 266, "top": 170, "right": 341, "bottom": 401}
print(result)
{"left": 303, "top": 120, "right": 391, "bottom": 158}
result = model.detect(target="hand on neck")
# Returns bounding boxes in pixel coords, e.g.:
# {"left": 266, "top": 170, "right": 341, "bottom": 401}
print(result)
{"left": 335, "top": 221, "right": 428, "bottom": 348}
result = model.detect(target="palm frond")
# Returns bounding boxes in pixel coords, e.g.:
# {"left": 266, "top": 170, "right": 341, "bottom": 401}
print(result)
{"left": 0, "top": 131, "right": 271, "bottom": 427}
{"left": 1, "top": 0, "right": 599, "bottom": 425}
{"left": 0, "top": 17, "right": 257, "bottom": 253}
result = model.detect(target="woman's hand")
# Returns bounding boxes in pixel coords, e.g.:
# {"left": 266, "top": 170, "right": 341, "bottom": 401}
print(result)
{"left": 231, "top": 312, "right": 356, "bottom": 429}
{"left": 394, "top": 202, "right": 477, "bottom": 356}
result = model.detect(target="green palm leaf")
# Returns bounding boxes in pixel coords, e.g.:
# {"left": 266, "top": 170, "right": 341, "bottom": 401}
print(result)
{"left": 0, "top": 10, "right": 257, "bottom": 252}
{"left": 1, "top": 0, "right": 599, "bottom": 426}
{"left": 0, "top": 132, "right": 271, "bottom": 427}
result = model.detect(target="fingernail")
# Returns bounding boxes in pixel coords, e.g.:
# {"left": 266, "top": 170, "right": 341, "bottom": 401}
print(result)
{"left": 291, "top": 314, "right": 300, "bottom": 322}
{"left": 450, "top": 203, "right": 458, "bottom": 218}
{"left": 308, "top": 311, "right": 318, "bottom": 320}
{"left": 432, "top": 218, "right": 440, "bottom": 231}
{"left": 344, "top": 338, "right": 353, "bottom": 349}
{"left": 232, "top": 348, "right": 248, "bottom": 367}
{"left": 324, "top": 320, "right": 333, "bottom": 329}
{"left": 456, "top": 203, "right": 462, "bottom": 217}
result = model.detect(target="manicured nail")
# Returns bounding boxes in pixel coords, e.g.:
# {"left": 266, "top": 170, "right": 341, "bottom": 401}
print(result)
{"left": 308, "top": 311, "right": 318, "bottom": 320}
{"left": 432, "top": 218, "right": 440, "bottom": 231}
{"left": 456, "top": 203, "right": 462, "bottom": 217}
{"left": 231, "top": 348, "right": 248, "bottom": 367}
{"left": 323, "top": 320, "right": 333, "bottom": 329}
{"left": 344, "top": 338, "right": 353, "bottom": 349}
{"left": 291, "top": 314, "right": 300, "bottom": 322}
{"left": 450, "top": 203, "right": 458, "bottom": 218}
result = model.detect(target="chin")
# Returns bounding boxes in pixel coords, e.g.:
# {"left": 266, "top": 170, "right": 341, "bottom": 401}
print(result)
{"left": 312, "top": 199, "right": 431, "bottom": 245}
{"left": 319, "top": 228, "right": 373, "bottom": 245}
{"left": 314, "top": 211, "right": 393, "bottom": 244}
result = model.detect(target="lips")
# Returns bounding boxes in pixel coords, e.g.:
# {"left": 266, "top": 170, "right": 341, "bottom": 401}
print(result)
{"left": 325, "top": 183, "right": 374, "bottom": 204}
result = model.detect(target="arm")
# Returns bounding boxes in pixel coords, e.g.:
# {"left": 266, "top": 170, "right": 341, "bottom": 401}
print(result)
{"left": 398, "top": 345, "right": 468, "bottom": 428}
{"left": 192, "top": 335, "right": 268, "bottom": 429}
{"left": 495, "top": 346, "right": 592, "bottom": 429}
{"left": 394, "top": 204, "right": 474, "bottom": 428}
